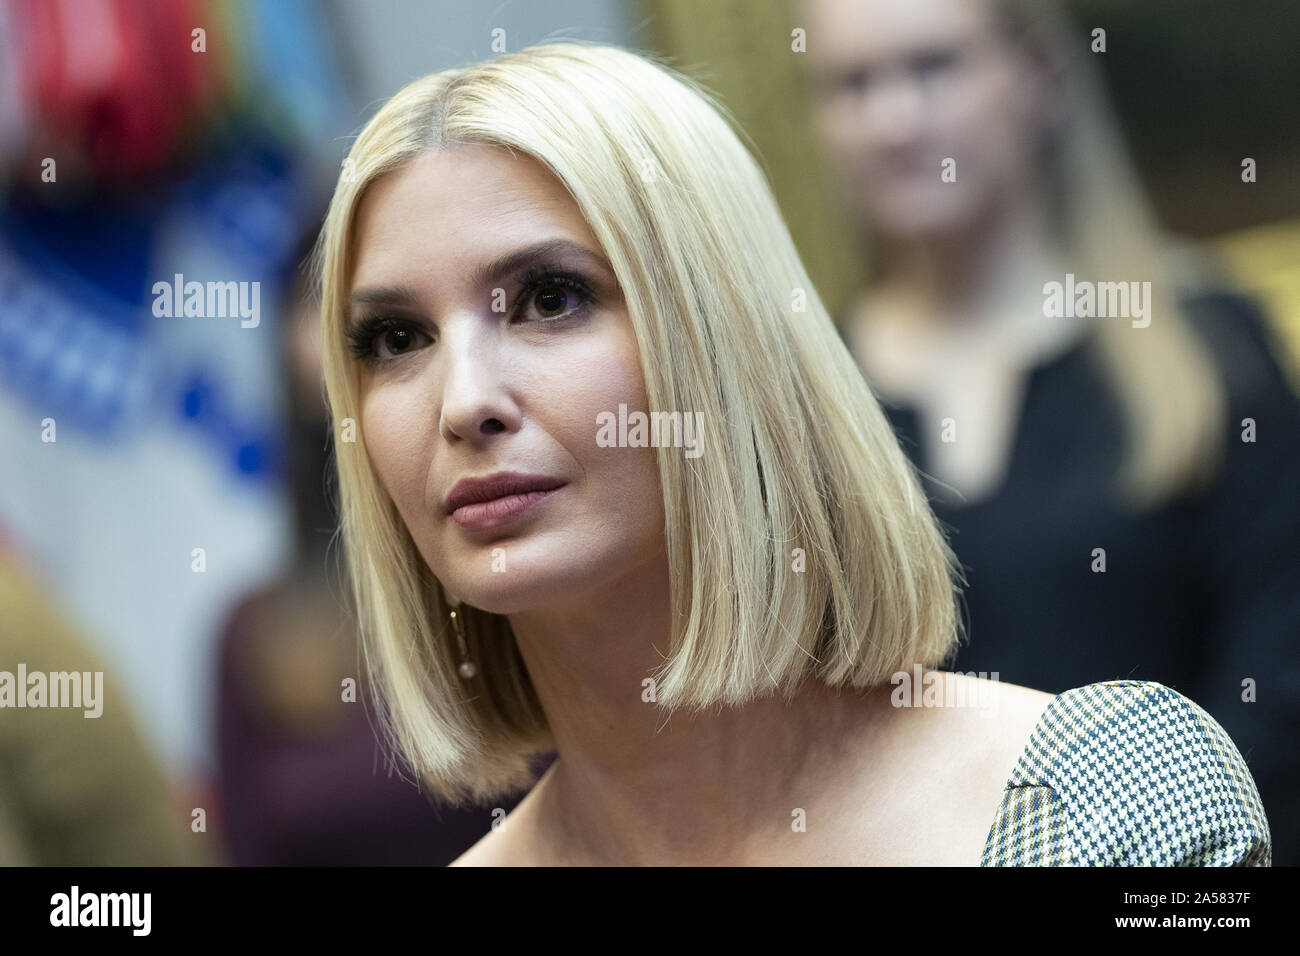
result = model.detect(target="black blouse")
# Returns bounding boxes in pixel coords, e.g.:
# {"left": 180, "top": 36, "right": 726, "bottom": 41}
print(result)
{"left": 852, "top": 289, "right": 1300, "bottom": 865}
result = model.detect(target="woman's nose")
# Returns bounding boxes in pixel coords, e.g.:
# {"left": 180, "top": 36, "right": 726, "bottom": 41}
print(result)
{"left": 436, "top": 318, "right": 519, "bottom": 444}
{"left": 856, "top": 68, "right": 927, "bottom": 143}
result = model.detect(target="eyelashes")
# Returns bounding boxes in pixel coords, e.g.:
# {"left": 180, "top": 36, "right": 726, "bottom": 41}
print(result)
{"left": 346, "top": 266, "right": 597, "bottom": 366}
{"left": 346, "top": 315, "right": 429, "bottom": 363}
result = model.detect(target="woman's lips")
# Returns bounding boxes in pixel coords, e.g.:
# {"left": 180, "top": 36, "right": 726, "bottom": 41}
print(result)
{"left": 449, "top": 487, "right": 564, "bottom": 531}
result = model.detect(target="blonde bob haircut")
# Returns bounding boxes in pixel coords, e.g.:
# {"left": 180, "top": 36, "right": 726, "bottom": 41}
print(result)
{"left": 314, "top": 40, "right": 962, "bottom": 807}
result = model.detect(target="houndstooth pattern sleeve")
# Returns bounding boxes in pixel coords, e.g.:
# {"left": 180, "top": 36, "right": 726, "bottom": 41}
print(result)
{"left": 980, "top": 680, "right": 1271, "bottom": 866}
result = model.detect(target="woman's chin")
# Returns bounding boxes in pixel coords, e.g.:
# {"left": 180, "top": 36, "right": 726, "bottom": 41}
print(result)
{"left": 438, "top": 575, "right": 579, "bottom": 617}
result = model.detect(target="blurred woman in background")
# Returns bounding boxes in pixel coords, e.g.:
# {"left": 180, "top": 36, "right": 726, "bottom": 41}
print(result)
{"left": 805, "top": 0, "right": 1300, "bottom": 863}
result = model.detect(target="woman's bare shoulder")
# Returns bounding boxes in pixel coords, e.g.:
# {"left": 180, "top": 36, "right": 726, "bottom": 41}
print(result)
{"left": 447, "top": 778, "right": 552, "bottom": 866}
{"left": 893, "top": 672, "right": 1053, "bottom": 732}
{"left": 448, "top": 816, "right": 533, "bottom": 866}
{"left": 935, "top": 672, "right": 1054, "bottom": 754}
{"left": 448, "top": 830, "right": 503, "bottom": 867}
{"left": 940, "top": 674, "right": 1055, "bottom": 812}
{"left": 889, "top": 673, "right": 1056, "bottom": 864}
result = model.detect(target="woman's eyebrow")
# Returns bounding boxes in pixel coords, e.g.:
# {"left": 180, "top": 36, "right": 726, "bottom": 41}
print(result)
{"left": 347, "top": 284, "right": 421, "bottom": 320}
{"left": 346, "top": 238, "right": 611, "bottom": 325}
{"left": 468, "top": 238, "right": 611, "bottom": 288}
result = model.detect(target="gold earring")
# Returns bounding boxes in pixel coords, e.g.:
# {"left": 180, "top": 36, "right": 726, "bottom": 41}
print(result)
{"left": 449, "top": 604, "right": 476, "bottom": 680}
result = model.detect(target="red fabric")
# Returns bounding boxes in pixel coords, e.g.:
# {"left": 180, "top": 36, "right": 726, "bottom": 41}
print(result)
{"left": 10, "top": 0, "right": 218, "bottom": 180}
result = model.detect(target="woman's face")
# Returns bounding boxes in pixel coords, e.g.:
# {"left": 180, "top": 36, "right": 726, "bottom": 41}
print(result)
{"left": 345, "top": 144, "right": 665, "bottom": 615}
{"left": 806, "top": 0, "right": 1049, "bottom": 238}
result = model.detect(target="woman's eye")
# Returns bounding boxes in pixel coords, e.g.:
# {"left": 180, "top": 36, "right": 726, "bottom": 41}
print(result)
{"left": 532, "top": 284, "right": 571, "bottom": 319}
{"left": 817, "top": 67, "right": 869, "bottom": 104}
{"left": 912, "top": 50, "right": 959, "bottom": 80}
{"left": 842, "top": 67, "right": 869, "bottom": 95}
{"left": 515, "top": 270, "right": 594, "bottom": 323}
{"left": 348, "top": 317, "right": 432, "bottom": 364}
{"left": 377, "top": 325, "right": 424, "bottom": 358}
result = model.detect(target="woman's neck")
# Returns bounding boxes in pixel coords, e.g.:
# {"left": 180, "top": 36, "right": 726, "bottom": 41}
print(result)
{"left": 852, "top": 188, "right": 1083, "bottom": 401}
{"left": 504, "top": 561, "right": 901, "bottom": 865}
{"left": 875, "top": 182, "right": 1058, "bottom": 327}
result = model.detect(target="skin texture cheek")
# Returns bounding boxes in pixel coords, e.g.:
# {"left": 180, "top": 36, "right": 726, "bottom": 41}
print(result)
{"left": 947, "top": 57, "right": 1040, "bottom": 183}
{"left": 359, "top": 377, "right": 441, "bottom": 540}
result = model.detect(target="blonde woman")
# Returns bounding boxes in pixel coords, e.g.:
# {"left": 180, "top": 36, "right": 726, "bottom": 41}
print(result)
{"left": 311, "top": 40, "right": 1269, "bottom": 866}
